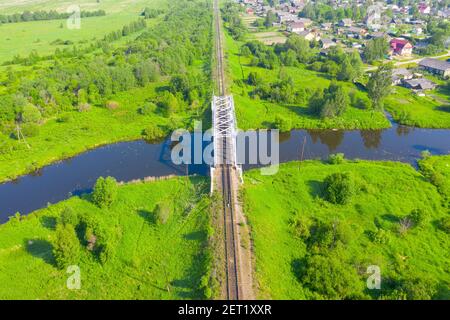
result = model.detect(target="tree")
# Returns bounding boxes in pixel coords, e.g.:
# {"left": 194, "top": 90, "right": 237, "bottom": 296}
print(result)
{"left": 92, "top": 176, "right": 118, "bottom": 208}
{"left": 154, "top": 203, "right": 170, "bottom": 225}
{"left": 264, "top": 10, "right": 276, "bottom": 28}
{"left": 364, "top": 37, "right": 389, "bottom": 63}
{"left": 367, "top": 64, "right": 393, "bottom": 111}
{"left": 301, "top": 252, "right": 363, "bottom": 299}
{"left": 53, "top": 223, "right": 80, "bottom": 269}
{"left": 323, "top": 172, "right": 354, "bottom": 205}
{"left": 400, "top": 276, "right": 438, "bottom": 300}
{"left": 58, "top": 206, "right": 79, "bottom": 226}
{"left": 20, "top": 103, "right": 41, "bottom": 123}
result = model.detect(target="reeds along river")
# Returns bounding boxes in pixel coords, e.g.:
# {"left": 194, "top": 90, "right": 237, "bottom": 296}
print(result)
{"left": 1, "top": 121, "right": 450, "bottom": 223}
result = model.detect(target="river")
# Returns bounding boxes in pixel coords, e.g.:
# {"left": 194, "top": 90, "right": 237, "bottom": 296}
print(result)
{"left": 0, "top": 121, "right": 449, "bottom": 223}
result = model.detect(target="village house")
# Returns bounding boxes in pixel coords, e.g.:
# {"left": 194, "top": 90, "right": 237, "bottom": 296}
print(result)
{"left": 298, "top": 30, "right": 321, "bottom": 42}
{"left": 419, "top": 58, "right": 450, "bottom": 78}
{"left": 392, "top": 68, "right": 413, "bottom": 85}
{"left": 418, "top": 3, "right": 431, "bottom": 15}
{"left": 347, "top": 26, "right": 368, "bottom": 39}
{"left": 403, "top": 78, "right": 437, "bottom": 91}
{"left": 339, "top": 18, "right": 353, "bottom": 27}
{"left": 321, "top": 22, "right": 333, "bottom": 31}
{"left": 287, "top": 21, "right": 305, "bottom": 33}
{"left": 390, "top": 38, "right": 413, "bottom": 56}
{"left": 320, "top": 38, "right": 336, "bottom": 49}
{"left": 297, "top": 17, "right": 313, "bottom": 27}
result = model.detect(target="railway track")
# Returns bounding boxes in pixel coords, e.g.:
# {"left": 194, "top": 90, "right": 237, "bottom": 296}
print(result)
{"left": 213, "top": 0, "right": 240, "bottom": 300}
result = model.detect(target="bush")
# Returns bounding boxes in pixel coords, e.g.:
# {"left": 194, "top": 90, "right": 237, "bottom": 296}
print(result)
{"left": 0, "top": 134, "right": 13, "bottom": 154}
{"left": 154, "top": 203, "right": 170, "bottom": 225}
{"left": 408, "top": 208, "right": 429, "bottom": 227}
{"left": 57, "top": 113, "right": 74, "bottom": 123}
{"left": 439, "top": 216, "right": 450, "bottom": 234}
{"left": 21, "top": 103, "right": 41, "bottom": 123}
{"left": 58, "top": 207, "right": 79, "bottom": 226}
{"left": 77, "top": 103, "right": 91, "bottom": 112}
{"left": 289, "top": 215, "right": 312, "bottom": 239}
{"left": 138, "top": 102, "right": 156, "bottom": 115}
{"left": 52, "top": 223, "right": 80, "bottom": 269}
{"left": 99, "top": 241, "right": 115, "bottom": 265}
{"left": 273, "top": 115, "right": 292, "bottom": 132}
{"left": 21, "top": 123, "right": 40, "bottom": 137}
{"left": 301, "top": 252, "right": 363, "bottom": 299}
{"left": 323, "top": 172, "right": 354, "bottom": 205}
{"left": 105, "top": 100, "right": 120, "bottom": 110}
{"left": 328, "top": 153, "right": 345, "bottom": 165}
{"left": 142, "top": 125, "right": 165, "bottom": 141}
{"left": 92, "top": 176, "right": 118, "bottom": 208}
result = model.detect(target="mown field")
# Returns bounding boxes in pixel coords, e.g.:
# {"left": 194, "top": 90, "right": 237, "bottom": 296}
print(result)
{"left": 224, "top": 32, "right": 391, "bottom": 131}
{"left": 0, "top": 0, "right": 165, "bottom": 63}
{"left": 0, "top": 176, "right": 212, "bottom": 299}
{"left": 242, "top": 158, "right": 450, "bottom": 299}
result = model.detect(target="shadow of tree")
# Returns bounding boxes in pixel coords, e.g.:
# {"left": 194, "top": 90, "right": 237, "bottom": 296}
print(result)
{"left": 306, "top": 180, "right": 323, "bottom": 198}
{"left": 40, "top": 216, "right": 57, "bottom": 230}
{"left": 138, "top": 209, "right": 156, "bottom": 225}
{"left": 25, "top": 239, "right": 54, "bottom": 266}
{"left": 183, "top": 230, "right": 206, "bottom": 241}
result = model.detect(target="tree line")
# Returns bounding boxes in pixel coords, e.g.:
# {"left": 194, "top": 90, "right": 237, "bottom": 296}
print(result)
{"left": 0, "top": 9, "right": 106, "bottom": 25}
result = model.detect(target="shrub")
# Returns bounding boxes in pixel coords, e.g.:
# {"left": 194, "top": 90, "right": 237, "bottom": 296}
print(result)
{"left": 0, "top": 134, "right": 13, "bottom": 154}
{"left": 273, "top": 115, "right": 292, "bottom": 132}
{"left": 439, "top": 216, "right": 450, "bottom": 234}
{"left": 142, "top": 125, "right": 165, "bottom": 141}
{"left": 105, "top": 100, "right": 120, "bottom": 110}
{"left": 328, "top": 153, "right": 345, "bottom": 165}
{"left": 289, "top": 215, "right": 312, "bottom": 240}
{"left": 92, "top": 176, "right": 118, "bottom": 208}
{"left": 400, "top": 276, "right": 438, "bottom": 300}
{"left": 21, "top": 103, "right": 41, "bottom": 123}
{"left": 58, "top": 206, "right": 79, "bottom": 226}
{"left": 21, "top": 123, "right": 40, "bottom": 137}
{"left": 57, "top": 113, "right": 74, "bottom": 123}
{"left": 370, "top": 228, "right": 389, "bottom": 244}
{"left": 77, "top": 103, "right": 91, "bottom": 112}
{"left": 99, "top": 241, "right": 115, "bottom": 265}
{"left": 53, "top": 223, "right": 80, "bottom": 269}
{"left": 408, "top": 208, "right": 428, "bottom": 227}
{"left": 323, "top": 172, "right": 354, "bottom": 205}
{"left": 154, "top": 203, "right": 170, "bottom": 225}
{"left": 138, "top": 102, "right": 156, "bottom": 115}
{"left": 301, "top": 252, "right": 363, "bottom": 299}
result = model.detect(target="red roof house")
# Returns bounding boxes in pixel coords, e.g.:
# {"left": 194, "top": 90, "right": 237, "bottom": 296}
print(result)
{"left": 390, "top": 38, "right": 413, "bottom": 56}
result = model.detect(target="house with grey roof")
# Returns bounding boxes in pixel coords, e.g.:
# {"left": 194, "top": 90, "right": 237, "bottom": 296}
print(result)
{"left": 419, "top": 58, "right": 450, "bottom": 78}
{"left": 403, "top": 78, "right": 437, "bottom": 91}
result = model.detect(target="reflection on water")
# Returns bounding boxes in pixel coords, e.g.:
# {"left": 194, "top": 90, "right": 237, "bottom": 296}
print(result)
{"left": 1, "top": 120, "right": 450, "bottom": 222}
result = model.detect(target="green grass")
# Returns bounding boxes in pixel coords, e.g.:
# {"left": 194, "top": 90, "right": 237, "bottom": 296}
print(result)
{"left": 224, "top": 32, "right": 391, "bottom": 130}
{"left": 0, "top": 0, "right": 165, "bottom": 63}
{"left": 385, "top": 85, "right": 450, "bottom": 128}
{"left": 242, "top": 160, "right": 450, "bottom": 299}
{"left": 0, "top": 176, "right": 211, "bottom": 299}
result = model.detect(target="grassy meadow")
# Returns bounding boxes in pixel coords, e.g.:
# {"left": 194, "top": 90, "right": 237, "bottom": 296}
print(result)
{"left": 0, "top": 176, "right": 212, "bottom": 299}
{"left": 385, "top": 82, "right": 450, "bottom": 129}
{"left": 0, "top": 0, "right": 166, "bottom": 64}
{"left": 242, "top": 159, "right": 450, "bottom": 299}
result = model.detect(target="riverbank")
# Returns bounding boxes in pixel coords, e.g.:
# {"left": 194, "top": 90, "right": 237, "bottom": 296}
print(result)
{"left": 0, "top": 84, "right": 201, "bottom": 184}
{"left": 242, "top": 158, "right": 450, "bottom": 299}
{"left": 0, "top": 176, "right": 213, "bottom": 299}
